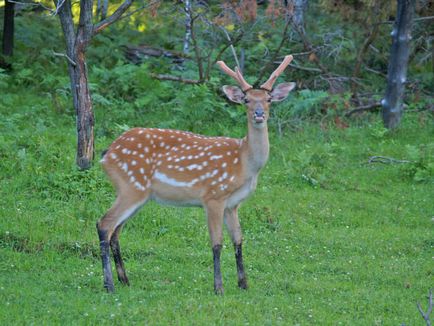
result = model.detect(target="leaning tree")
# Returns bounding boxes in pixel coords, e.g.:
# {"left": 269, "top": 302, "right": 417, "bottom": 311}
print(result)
{"left": 55, "top": 0, "right": 133, "bottom": 170}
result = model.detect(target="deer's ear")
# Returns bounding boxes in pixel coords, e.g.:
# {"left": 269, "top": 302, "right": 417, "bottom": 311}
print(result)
{"left": 222, "top": 86, "right": 245, "bottom": 104}
{"left": 270, "top": 82, "right": 296, "bottom": 102}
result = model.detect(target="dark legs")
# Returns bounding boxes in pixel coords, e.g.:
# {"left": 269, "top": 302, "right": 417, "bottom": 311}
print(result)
{"left": 206, "top": 200, "right": 225, "bottom": 295}
{"left": 234, "top": 243, "right": 247, "bottom": 289}
{"left": 96, "top": 196, "right": 145, "bottom": 292}
{"left": 212, "top": 244, "right": 223, "bottom": 295}
{"left": 110, "top": 224, "right": 129, "bottom": 285}
{"left": 97, "top": 227, "right": 115, "bottom": 292}
{"left": 225, "top": 207, "right": 248, "bottom": 290}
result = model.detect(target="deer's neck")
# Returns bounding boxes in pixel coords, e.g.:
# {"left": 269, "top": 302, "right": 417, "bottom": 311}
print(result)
{"left": 243, "top": 123, "right": 270, "bottom": 174}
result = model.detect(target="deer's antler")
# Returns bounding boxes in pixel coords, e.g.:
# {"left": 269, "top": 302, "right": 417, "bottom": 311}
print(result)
{"left": 260, "top": 55, "right": 294, "bottom": 91}
{"left": 216, "top": 61, "right": 253, "bottom": 92}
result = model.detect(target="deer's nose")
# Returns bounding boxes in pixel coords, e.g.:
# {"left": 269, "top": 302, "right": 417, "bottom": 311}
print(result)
{"left": 254, "top": 108, "right": 264, "bottom": 117}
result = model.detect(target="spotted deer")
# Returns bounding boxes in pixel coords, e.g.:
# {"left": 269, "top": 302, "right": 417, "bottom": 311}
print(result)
{"left": 97, "top": 55, "right": 296, "bottom": 294}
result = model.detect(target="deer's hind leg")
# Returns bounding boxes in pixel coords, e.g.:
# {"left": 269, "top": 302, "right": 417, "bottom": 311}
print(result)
{"left": 110, "top": 223, "right": 129, "bottom": 285}
{"left": 97, "top": 193, "right": 148, "bottom": 292}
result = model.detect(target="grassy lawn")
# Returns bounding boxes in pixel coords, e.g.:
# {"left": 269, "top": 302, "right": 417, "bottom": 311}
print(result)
{"left": 0, "top": 94, "right": 432, "bottom": 325}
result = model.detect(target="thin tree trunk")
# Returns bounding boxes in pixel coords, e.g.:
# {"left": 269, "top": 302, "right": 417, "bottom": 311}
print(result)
{"left": 292, "top": 0, "right": 307, "bottom": 34}
{"left": 382, "top": 0, "right": 415, "bottom": 129}
{"left": 96, "top": 0, "right": 108, "bottom": 20}
{"left": 56, "top": 0, "right": 133, "bottom": 170}
{"left": 2, "top": 0, "right": 15, "bottom": 56}
{"left": 57, "top": 0, "right": 95, "bottom": 170}
{"left": 183, "top": 0, "right": 191, "bottom": 55}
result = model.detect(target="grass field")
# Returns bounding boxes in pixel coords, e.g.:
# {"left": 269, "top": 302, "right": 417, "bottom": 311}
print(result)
{"left": 0, "top": 93, "right": 433, "bottom": 325}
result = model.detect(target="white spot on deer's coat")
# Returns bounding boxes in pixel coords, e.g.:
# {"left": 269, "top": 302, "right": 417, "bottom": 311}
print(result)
{"left": 110, "top": 153, "right": 117, "bottom": 159}
{"left": 121, "top": 163, "right": 128, "bottom": 172}
{"left": 210, "top": 155, "right": 223, "bottom": 160}
{"left": 131, "top": 160, "right": 137, "bottom": 166}
{"left": 233, "top": 158, "right": 239, "bottom": 164}
{"left": 134, "top": 181, "right": 145, "bottom": 191}
{"left": 154, "top": 171, "right": 199, "bottom": 188}
{"left": 186, "top": 164, "right": 202, "bottom": 171}
{"left": 140, "top": 168, "right": 145, "bottom": 174}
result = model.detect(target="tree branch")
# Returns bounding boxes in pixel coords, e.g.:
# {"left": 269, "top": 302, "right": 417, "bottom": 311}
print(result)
{"left": 254, "top": 17, "right": 291, "bottom": 86}
{"left": 345, "top": 101, "right": 381, "bottom": 117}
{"left": 52, "top": 51, "right": 76, "bottom": 66}
{"left": 150, "top": 73, "right": 201, "bottom": 85}
{"left": 93, "top": 0, "right": 134, "bottom": 36}
{"left": 288, "top": 63, "right": 322, "bottom": 73}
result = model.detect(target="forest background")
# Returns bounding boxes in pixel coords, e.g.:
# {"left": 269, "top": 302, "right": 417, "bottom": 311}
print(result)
{"left": 0, "top": 0, "right": 433, "bottom": 324}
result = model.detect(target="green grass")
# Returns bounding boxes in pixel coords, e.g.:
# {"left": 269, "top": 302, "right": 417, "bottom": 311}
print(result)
{"left": 0, "top": 92, "right": 433, "bottom": 325}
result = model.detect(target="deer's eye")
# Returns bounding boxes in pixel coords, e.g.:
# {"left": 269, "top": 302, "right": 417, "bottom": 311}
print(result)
{"left": 244, "top": 98, "right": 250, "bottom": 104}
{"left": 267, "top": 98, "right": 272, "bottom": 103}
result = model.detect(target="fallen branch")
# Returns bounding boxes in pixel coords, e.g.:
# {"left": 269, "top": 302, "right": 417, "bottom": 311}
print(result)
{"left": 368, "top": 156, "right": 411, "bottom": 164}
{"left": 288, "top": 63, "right": 321, "bottom": 73}
{"left": 417, "top": 289, "right": 432, "bottom": 326}
{"left": 150, "top": 73, "right": 200, "bottom": 85}
{"left": 345, "top": 101, "right": 382, "bottom": 117}
{"left": 124, "top": 45, "right": 188, "bottom": 64}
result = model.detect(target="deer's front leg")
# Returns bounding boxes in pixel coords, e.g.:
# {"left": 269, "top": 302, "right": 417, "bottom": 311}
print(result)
{"left": 205, "top": 200, "right": 225, "bottom": 295}
{"left": 225, "top": 207, "right": 248, "bottom": 289}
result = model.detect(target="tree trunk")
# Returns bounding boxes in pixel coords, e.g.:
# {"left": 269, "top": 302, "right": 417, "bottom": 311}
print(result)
{"left": 97, "top": 0, "right": 109, "bottom": 21}
{"left": 382, "top": 0, "right": 415, "bottom": 129}
{"left": 56, "top": 0, "right": 133, "bottom": 169}
{"left": 292, "top": 0, "right": 307, "bottom": 34}
{"left": 2, "top": 0, "right": 15, "bottom": 56}
{"left": 57, "top": 0, "right": 95, "bottom": 170}
{"left": 183, "top": 0, "right": 191, "bottom": 55}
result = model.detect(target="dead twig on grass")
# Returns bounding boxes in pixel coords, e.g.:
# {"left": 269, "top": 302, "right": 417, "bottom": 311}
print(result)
{"left": 368, "top": 156, "right": 411, "bottom": 164}
{"left": 417, "top": 289, "right": 433, "bottom": 326}
{"left": 345, "top": 101, "right": 382, "bottom": 117}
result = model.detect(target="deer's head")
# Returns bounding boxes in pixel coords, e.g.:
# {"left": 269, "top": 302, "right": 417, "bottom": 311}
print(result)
{"left": 218, "top": 55, "right": 296, "bottom": 128}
